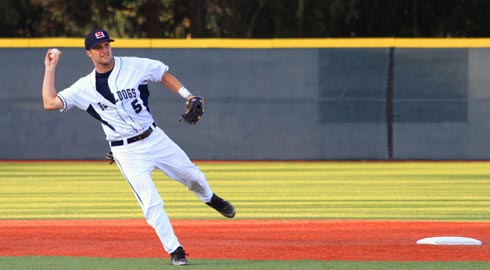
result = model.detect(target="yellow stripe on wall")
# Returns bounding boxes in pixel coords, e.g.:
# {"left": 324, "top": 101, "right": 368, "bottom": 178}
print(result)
{"left": 2, "top": 38, "right": 490, "bottom": 48}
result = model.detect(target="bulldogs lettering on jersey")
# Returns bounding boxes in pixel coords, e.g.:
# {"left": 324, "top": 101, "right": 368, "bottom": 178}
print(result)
{"left": 98, "top": 102, "right": 108, "bottom": 111}
{"left": 116, "top": 88, "right": 137, "bottom": 101}
{"left": 57, "top": 56, "right": 169, "bottom": 141}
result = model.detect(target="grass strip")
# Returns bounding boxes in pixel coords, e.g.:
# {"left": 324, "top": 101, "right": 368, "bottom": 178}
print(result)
{"left": 2, "top": 257, "right": 490, "bottom": 270}
{"left": 1, "top": 161, "right": 490, "bottom": 220}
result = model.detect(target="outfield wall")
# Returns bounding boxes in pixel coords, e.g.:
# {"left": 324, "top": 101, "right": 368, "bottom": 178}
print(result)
{"left": 1, "top": 39, "right": 490, "bottom": 160}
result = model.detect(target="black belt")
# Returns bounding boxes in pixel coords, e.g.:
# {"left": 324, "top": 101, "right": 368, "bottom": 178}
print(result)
{"left": 110, "top": 123, "right": 156, "bottom": 147}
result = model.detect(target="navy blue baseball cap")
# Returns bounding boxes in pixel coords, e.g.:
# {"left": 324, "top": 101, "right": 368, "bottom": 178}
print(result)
{"left": 85, "top": 29, "right": 114, "bottom": 50}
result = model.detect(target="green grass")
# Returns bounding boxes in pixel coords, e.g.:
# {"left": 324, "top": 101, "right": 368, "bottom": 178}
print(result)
{"left": 1, "top": 257, "right": 490, "bottom": 270}
{"left": 1, "top": 161, "right": 490, "bottom": 270}
{"left": 1, "top": 161, "right": 490, "bottom": 220}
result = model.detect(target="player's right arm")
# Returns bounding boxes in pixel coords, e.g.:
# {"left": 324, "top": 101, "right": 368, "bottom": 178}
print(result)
{"left": 42, "top": 49, "right": 64, "bottom": 110}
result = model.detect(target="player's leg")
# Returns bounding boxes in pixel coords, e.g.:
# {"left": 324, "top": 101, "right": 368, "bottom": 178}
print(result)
{"left": 111, "top": 148, "right": 182, "bottom": 254}
{"left": 151, "top": 128, "right": 236, "bottom": 218}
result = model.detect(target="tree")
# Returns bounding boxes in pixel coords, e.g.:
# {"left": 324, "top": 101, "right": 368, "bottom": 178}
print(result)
{"left": 2, "top": 0, "right": 490, "bottom": 38}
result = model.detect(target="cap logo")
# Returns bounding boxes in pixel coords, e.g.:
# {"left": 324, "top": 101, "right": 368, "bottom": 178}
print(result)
{"left": 95, "top": 31, "right": 106, "bottom": 39}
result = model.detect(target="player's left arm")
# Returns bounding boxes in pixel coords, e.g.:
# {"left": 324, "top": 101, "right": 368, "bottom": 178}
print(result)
{"left": 160, "top": 72, "right": 194, "bottom": 99}
{"left": 160, "top": 72, "right": 204, "bottom": 124}
{"left": 160, "top": 72, "right": 183, "bottom": 93}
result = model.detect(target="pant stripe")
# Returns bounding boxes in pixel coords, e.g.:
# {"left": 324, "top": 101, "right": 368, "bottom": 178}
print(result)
{"left": 114, "top": 158, "right": 144, "bottom": 206}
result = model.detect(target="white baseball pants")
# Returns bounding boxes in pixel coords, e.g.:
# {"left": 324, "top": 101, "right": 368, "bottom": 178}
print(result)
{"left": 110, "top": 126, "right": 214, "bottom": 253}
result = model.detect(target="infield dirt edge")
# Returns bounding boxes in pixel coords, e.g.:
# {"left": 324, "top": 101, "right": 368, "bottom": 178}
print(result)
{"left": 0, "top": 219, "right": 489, "bottom": 261}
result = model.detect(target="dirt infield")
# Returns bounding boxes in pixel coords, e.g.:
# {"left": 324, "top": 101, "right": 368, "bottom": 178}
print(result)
{"left": 0, "top": 219, "right": 489, "bottom": 261}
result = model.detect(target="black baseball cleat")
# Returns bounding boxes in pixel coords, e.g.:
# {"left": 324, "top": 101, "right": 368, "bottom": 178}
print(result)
{"left": 206, "top": 193, "right": 236, "bottom": 218}
{"left": 170, "top": 246, "right": 188, "bottom": 266}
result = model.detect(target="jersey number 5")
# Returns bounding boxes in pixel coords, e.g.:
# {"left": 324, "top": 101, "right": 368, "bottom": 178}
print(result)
{"left": 131, "top": 99, "right": 143, "bottom": 113}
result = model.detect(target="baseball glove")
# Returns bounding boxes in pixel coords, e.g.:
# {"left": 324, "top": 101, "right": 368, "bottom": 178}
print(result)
{"left": 180, "top": 96, "right": 205, "bottom": 125}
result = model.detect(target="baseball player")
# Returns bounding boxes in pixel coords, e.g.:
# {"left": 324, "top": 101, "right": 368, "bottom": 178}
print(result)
{"left": 41, "top": 29, "right": 235, "bottom": 266}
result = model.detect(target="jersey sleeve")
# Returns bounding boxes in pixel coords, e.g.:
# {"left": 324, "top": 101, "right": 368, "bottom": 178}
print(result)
{"left": 57, "top": 77, "right": 90, "bottom": 112}
{"left": 142, "top": 58, "right": 169, "bottom": 83}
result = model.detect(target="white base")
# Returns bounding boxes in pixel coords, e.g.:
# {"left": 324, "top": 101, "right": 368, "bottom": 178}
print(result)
{"left": 416, "top": 236, "right": 481, "bottom": 246}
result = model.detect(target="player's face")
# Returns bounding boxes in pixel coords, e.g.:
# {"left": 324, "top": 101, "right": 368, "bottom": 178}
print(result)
{"left": 87, "top": 41, "right": 113, "bottom": 68}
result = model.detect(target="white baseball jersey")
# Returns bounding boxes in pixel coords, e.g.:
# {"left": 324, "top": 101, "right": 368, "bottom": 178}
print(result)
{"left": 57, "top": 56, "right": 168, "bottom": 141}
